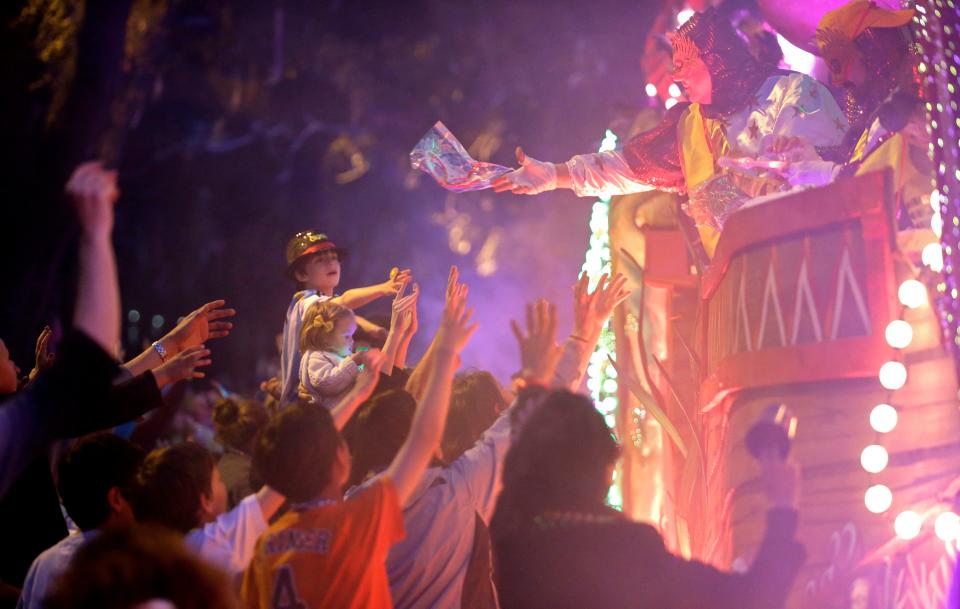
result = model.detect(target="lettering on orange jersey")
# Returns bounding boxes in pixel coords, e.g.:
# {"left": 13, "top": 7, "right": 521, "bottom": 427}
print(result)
{"left": 264, "top": 528, "right": 332, "bottom": 554}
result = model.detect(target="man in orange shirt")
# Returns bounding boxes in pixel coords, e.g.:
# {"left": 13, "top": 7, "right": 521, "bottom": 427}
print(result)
{"left": 242, "top": 267, "right": 477, "bottom": 609}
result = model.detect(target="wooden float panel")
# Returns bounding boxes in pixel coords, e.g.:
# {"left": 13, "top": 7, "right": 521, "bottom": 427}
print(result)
{"left": 724, "top": 350, "right": 960, "bottom": 609}
{"left": 698, "top": 171, "right": 899, "bottom": 406}
{"left": 688, "top": 171, "right": 960, "bottom": 607}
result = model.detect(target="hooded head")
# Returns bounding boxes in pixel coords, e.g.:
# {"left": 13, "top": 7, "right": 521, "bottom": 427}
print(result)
{"left": 669, "top": 8, "right": 774, "bottom": 118}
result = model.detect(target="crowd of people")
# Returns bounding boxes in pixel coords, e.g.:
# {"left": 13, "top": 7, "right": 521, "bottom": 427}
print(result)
{"left": 5, "top": 0, "right": 933, "bottom": 606}
{"left": 0, "top": 157, "right": 804, "bottom": 609}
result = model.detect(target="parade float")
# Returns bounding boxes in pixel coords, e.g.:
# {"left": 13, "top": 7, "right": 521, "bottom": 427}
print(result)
{"left": 589, "top": 2, "right": 960, "bottom": 607}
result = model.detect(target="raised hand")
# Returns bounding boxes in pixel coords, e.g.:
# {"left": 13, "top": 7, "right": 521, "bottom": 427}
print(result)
{"left": 381, "top": 267, "right": 413, "bottom": 297}
{"left": 34, "top": 326, "right": 55, "bottom": 373}
{"left": 403, "top": 283, "right": 420, "bottom": 338}
{"left": 25, "top": 326, "right": 56, "bottom": 384}
{"left": 68, "top": 161, "right": 121, "bottom": 355}
{"left": 492, "top": 147, "right": 558, "bottom": 195}
{"left": 391, "top": 276, "right": 419, "bottom": 328}
{"left": 164, "top": 300, "right": 236, "bottom": 353}
{"left": 511, "top": 299, "right": 562, "bottom": 385}
{"left": 436, "top": 266, "right": 478, "bottom": 355}
{"left": 260, "top": 376, "right": 281, "bottom": 400}
{"left": 572, "top": 272, "right": 631, "bottom": 343}
{"left": 66, "top": 161, "right": 119, "bottom": 240}
{"left": 153, "top": 345, "right": 212, "bottom": 388}
{"left": 445, "top": 264, "right": 461, "bottom": 303}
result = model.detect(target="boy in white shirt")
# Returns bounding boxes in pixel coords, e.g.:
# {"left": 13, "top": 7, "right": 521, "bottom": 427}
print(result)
{"left": 131, "top": 442, "right": 285, "bottom": 578}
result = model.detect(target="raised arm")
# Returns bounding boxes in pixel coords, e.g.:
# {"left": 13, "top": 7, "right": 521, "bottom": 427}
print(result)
{"left": 404, "top": 337, "right": 436, "bottom": 402}
{"left": 394, "top": 284, "right": 419, "bottom": 369}
{"left": 124, "top": 300, "right": 235, "bottom": 376}
{"left": 330, "top": 349, "right": 387, "bottom": 430}
{"left": 405, "top": 267, "right": 462, "bottom": 400}
{"left": 510, "top": 299, "right": 562, "bottom": 387}
{"left": 446, "top": 296, "right": 564, "bottom": 521}
{"left": 660, "top": 456, "right": 804, "bottom": 609}
{"left": 2, "top": 164, "right": 124, "bottom": 498}
{"left": 552, "top": 272, "right": 630, "bottom": 390}
{"left": 492, "top": 106, "right": 688, "bottom": 198}
{"left": 491, "top": 146, "right": 657, "bottom": 198}
{"left": 385, "top": 266, "right": 477, "bottom": 505}
{"left": 68, "top": 161, "right": 121, "bottom": 356}
{"left": 378, "top": 280, "right": 418, "bottom": 373}
{"left": 334, "top": 267, "right": 412, "bottom": 310}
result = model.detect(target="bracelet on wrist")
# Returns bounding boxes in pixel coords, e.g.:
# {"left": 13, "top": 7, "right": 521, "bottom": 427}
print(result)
{"left": 151, "top": 340, "right": 168, "bottom": 363}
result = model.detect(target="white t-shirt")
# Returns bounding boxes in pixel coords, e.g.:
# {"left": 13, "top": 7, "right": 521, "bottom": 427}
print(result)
{"left": 185, "top": 493, "right": 268, "bottom": 577}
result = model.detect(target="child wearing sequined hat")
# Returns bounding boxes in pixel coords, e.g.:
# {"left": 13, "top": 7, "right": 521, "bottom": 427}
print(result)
{"left": 276, "top": 230, "right": 410, "bottom": 406}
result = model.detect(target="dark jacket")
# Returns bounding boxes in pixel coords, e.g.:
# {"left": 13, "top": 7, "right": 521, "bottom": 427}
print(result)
{"left": 0, "top": 332, "right": 121, "bottom": 499}
{"left": 493, "top": 508, "right": 806, "bottom": 609}
{"left": 0, "top": 332, "right": 162, "bottom": 599}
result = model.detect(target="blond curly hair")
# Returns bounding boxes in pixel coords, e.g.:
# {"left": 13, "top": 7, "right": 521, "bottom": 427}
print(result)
{"left": 300, "top": 299, "right": 355, "bottom": 353}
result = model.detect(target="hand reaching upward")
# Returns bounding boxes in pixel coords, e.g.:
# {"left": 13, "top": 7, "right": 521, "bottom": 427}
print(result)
{"left": 68, "top": 161, "right": 121, "bottom": 354}
{"left": 511, "top": 299, "right": 562, "bottom": 386}
{"left": 436, "top": 266, "right": 479, "bottom": 356}
{"left": 25, "top": 326, "right": 56, "bottom": 385}
{"left": 386, "top": 265, "right": 477, "bottom": 505}
{"left": 572, "top": 272, "right": 631, "bottom": 343}
{"left": 66, "top": 161, "right": 119, "bottom": 241}
{"left": 165, "top": 300, "right": 236, "bottom": 353}
{"left": 381, "top": 267, "right": 413, "bottom": 297}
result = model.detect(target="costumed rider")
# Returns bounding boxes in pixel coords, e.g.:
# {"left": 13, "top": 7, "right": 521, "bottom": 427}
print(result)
{"left": 769, "top": 1, "right": 930, "bottom": 229}
{"left": 493, "top": 7, "right": 849, "bottom": 255}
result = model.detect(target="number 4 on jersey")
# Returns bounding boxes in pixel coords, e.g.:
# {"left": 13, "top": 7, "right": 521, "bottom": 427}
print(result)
{"left": 272, "top": 565, "right": 306, "bottom": 609}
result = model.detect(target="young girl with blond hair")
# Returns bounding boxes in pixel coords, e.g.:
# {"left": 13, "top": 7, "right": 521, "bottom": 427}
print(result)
{"left": 299, "top": 283, "right": 418, "bottom": 410}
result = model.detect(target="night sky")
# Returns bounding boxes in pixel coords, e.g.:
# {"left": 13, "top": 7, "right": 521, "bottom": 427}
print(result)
{"left": 4, "top": 0, "right": 662, "bottom": 388}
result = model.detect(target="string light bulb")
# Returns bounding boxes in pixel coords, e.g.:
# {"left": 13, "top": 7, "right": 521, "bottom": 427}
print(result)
{"left": 879, "top": 361, "right": 908, "bottom": 390}
{"left": 894, "top": 510, "right": 923, "bottom": 540}
{"left": 870, "top": 404, "right": 898, "bottom": 433}
{"left": 865, "top": 485, "right": 893, "bottom": 513}
{"left": 898, "top": 279, "right": 928, "bottom": 308}
{"left": 935, "top": 511, "right": 960, "bottom": 541}
{"left": 885, "top": 320, "right": 914, "bottom": 349}
{"left": 922, "top": 242, "right": 944, "bottom": 272}
{"left": 860, "top": 445, "right": 889, "bottom": 474}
